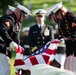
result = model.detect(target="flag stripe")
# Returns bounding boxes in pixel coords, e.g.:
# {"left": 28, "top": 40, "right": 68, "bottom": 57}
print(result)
{"left": 42, "top": 55, "right": 50, "bottom": 64}
{"left": 36, "top": 55, "right": 46, "bottom": 64}
{"left": 29, "top": 56, "right": 39, "bottom": 65}
{"left": 14, "top": 59, "right": 25, "bottom": 66}
{"left": 45, "top": 49, "right": 56, "bottom": 55}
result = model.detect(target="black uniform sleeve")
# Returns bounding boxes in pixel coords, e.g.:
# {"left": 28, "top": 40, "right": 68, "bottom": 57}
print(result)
{"left": 28, "top": 27, "right": 35, "bottom": 48}
{"left": 12, "top": 32, "right": 20, "bottom": 44}
{"left": 49, "top": 25, "right": 54, "bottom": 40}
{"left": 0, "top": 17, "right": 13, "bottom": 45}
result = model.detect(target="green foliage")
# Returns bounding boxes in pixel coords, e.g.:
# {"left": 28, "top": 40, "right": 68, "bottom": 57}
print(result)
{"left": 22, "top": 0, "right": 76, "bottom": 29}
{"left": 10, "top": 51, "right": 16, "bottom": 75}
{"left": 0, "top": 0, "right": 76, "bottom": 29}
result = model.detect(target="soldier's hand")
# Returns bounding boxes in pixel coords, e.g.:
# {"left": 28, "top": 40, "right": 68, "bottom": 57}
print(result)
{"left": 58, "top": 39, "right": 65, "bottom": 47}
{"left": 9, "top": 41, "right": 18, "bottom": 50}
{"left": 31, "top": 46, "right": 37, "bottom": 52}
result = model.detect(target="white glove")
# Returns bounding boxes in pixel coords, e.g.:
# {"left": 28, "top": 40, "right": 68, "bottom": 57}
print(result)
{"left": 58, "top": 39, "right": 65, "bottom": 47}
{"left": 9, "top": 41, "right": 18, "bottom": 50}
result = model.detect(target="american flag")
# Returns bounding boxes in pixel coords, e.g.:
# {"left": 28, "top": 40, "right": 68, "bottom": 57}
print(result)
{"left": 14, "top": 39, "right": 61, "bottom": 71}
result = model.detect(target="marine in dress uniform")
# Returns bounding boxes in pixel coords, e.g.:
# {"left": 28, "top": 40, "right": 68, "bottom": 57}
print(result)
{"left": 46, "top": 2, "right": 76, "bottom": 72}
{"left": 29, "top": 9, "right": 54, "bottom": 53}
{"left": 0, "top": 4, "right": 31, "bottom": 75}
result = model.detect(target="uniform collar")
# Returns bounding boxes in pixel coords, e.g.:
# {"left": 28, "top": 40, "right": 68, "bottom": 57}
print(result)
{"left": 37, "top": 23, "right": 44, "bottom": 28}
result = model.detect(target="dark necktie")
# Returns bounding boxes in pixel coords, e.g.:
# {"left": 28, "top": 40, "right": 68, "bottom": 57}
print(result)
{"left": 40, "top": 26, "right": 42, "bottom": 30}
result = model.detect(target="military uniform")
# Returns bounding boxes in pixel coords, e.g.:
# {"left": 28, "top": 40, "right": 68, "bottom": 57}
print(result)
{"left": 57, "top": 11, "right": 76, "bottom": 71}
{"left": 58, "top": 11, "right": 76, "bottom": 56}
{"left": 0, "top": 3, "right": 31, "bottom": 75}
{"left": 0, "top": 14, "right": 20, "bottom": 75}
{"left": 29, "top": 24, "right": 54, "bottom": 53}
{"left": 0, "top": 14, "right": 20, "bottom": 56}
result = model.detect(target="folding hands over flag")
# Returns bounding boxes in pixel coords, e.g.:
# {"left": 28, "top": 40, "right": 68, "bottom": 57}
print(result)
{"left": 14, "top": 39, "right": 61, "bottom": 71}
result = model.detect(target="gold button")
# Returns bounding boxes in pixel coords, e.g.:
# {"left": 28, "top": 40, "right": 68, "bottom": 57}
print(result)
{"left": 61, "top": 33, "right": 63, "bottom": 34}
{"left": 38, "top": 42, "right": 39, "bottom": 43}
{"left": 38, "top": 37, "right": 39, "bottom": 39}
{"left": 69, "top": 33, "right": 71, "bottom": 34}
{"left": 43, "top": 37, "right": 44, "bottom": 39}
{"left": 43, "top": 41, "right": 45, "bottom": 43}
{"left": 59, "top": 35, "right": 61, "bottom": 37}
{"left": 66, "top": 26, "right": 68, "bottom": 29}
{"left": 65, "top": 20, "right": 67, "bottom": 22}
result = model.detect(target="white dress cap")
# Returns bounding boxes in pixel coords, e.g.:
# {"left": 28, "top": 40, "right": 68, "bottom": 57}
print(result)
{"left": 34, "top": 9, "right": 47, "bottom": 15}
{"left": 17, "top": 3, "right": 31, "bottom": 16}
{"left": 8, "top": 5, "right": 16, "bottom": 11}
{"left": 46, "top": 2, "right": 63, "bottom": 17}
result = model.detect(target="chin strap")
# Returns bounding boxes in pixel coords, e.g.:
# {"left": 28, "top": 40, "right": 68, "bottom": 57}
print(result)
{"left": 17, "top": 10, "right": 23, "bottom": 22}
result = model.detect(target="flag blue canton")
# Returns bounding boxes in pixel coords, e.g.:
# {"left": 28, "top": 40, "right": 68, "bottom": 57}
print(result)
{"left": 32, "top": 41, "right": 51, "bottom": 55}
{"left": 24, "top": 41, "right": 51, "bottom": 60}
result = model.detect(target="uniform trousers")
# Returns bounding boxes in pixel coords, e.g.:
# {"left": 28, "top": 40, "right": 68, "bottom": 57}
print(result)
{"left": 64, "top": 40, "right": 76, "bottom": 72}
{"left": 0, "top": 53, "right": 10, "bottom": 75}
{"left": 64, "top": 55, "right": 74, "bottom": 71}
{"left": 61, "top": 55, "right": 76, "bottom": 73}
{"left": 73, "top": 57, "right": 76, "bottom": 73}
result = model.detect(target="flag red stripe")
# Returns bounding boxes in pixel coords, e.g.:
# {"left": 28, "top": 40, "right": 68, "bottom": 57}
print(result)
{"left": 42, "top": 55, "right": 50, "bottom": 64}
{"left": 45, "top": 49, "right": 56, "bottom": 55}
{"left": 14, "top": 59, "right": 25, "bottom": 66}
{"left": 29, "top": 56, "right": 39, "bottom": 65}
{"left": 16, "top": 46, "right": 24, "bottom": 54}
{"left": 51, "top": 41, "right": 59, "bottom": 44}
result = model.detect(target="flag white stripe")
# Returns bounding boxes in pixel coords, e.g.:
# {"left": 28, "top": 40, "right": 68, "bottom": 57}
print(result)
{"left": 15, "top": 53, "right": 23, "bottom": 59}
{"left": 24, "top": 58, "right": 32, "bottom": 69}
{"left": 48, "top": 43, "right": 59, "bottom": 50}
{"left": 36, "top": 55, "right": 46, "bottom": 64}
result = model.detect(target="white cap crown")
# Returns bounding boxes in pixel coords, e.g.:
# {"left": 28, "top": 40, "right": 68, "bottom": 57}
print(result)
{"left": 46, "top": 2, "right": 63, "bottom": 17}
{"left": 17, "top": 3, "right": 31, "bottom": 17}
{"left": 34, "top": 9, "right": 46, "bottom": 15}
{"left": 8, "top": 5, "right": 16, "bottom": 11}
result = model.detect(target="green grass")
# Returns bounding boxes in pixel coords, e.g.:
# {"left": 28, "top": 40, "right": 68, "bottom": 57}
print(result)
{"left": 10, "top": 51, "right": 16, "bottom": 75}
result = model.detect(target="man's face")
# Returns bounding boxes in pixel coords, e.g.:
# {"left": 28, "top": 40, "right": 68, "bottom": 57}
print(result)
{"left": 55, "top": 11, "right": 62, "bottom": 20}
{"left": 20, "top": 12, "right": 26, "bottom": 22}
{"left": 36, "top": 15, "right": 45, "bottom": 24}
{"left": 49, "top": 13, "right": 58, "bottom": 23}
{"left": 49, "top": 14, "right": 55, "bottom": 21}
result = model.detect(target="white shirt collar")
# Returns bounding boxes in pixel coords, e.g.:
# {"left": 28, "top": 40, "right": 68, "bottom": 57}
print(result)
{"left": 37, "top": 23, "right": 44, "bottom": 28}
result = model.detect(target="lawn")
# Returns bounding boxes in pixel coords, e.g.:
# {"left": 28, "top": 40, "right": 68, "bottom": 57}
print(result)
{"left": 10, "top": 51, "right": 16, "bottom": 75}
